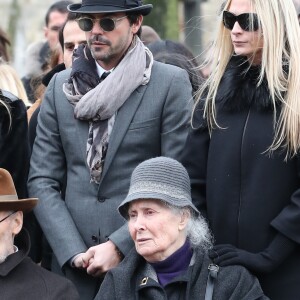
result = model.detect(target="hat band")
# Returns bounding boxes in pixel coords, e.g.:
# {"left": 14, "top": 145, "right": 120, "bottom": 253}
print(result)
{"left": 128, "top": 181, "right": 190, "bottom": 201}
{"left": 0, "top": 195, "right": 18, "bottom": 200}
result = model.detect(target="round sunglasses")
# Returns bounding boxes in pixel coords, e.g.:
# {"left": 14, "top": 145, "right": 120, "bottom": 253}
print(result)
{"left": 76, "top": 16, "right": 128, "bottom": 32}
{"left": 223, "top": 11, "right": 259, "bottom": 31}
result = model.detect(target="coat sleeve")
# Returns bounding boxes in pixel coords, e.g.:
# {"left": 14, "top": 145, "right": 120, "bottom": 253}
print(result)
{"left": 180, "top": 101, "right": 210, "bottom": 216}
{"left": 27, "top": 75, "right": 87, "bottom": 267}
{"left": 270, "top": 155, "right": 300, "bottom": 245}
{"left": 214, "top": 265, "right": 269, "bottom": 300}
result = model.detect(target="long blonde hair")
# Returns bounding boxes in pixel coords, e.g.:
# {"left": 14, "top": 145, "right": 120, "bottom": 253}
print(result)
{"left": 0, "top": 61, "right": 31, "bottom": 107}
{"left": 196, "top": 0, "right": 300, "bottom": 158}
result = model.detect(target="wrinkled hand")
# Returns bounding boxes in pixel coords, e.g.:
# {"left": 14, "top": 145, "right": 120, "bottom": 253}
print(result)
{"left": 72, "top": 253, "right": 88, "bottom": 268}
{"left": 81, "top": 240, "right": 122, "bottom": 277}
{"left": 209, "top": 244, "right": 278, "bottom": 273}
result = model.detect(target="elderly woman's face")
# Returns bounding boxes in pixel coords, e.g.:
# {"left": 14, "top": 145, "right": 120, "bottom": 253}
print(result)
{"left": 128, "top": 199, "right": 188, "bottom": 262}
{"left": 228, "top": 0, "right": 263, "bottom": 65}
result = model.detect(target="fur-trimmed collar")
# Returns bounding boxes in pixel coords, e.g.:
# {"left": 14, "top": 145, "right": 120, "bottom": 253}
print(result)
{"left": 216, "top": 56, "right": 274, "bottom": 112}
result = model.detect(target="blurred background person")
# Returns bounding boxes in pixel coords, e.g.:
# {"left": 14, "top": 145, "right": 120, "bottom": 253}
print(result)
{"left": 0, "top": 27, "right": 11, "bottom": 62}
{"left": 59, "top": 12, "right": 87, "bottom": 69}
{"left": 0, "top": 60, "right": 31, "bottom": 108}
{"left": 22, "top": 1, "right": 72, "bottom": 103}
{"left": 148, "top": 39, "right": 203, "bottom": 97}
{"left": 96, "top": 157, "right": 267, "bottom": 300}
{"left": 140, "top": 25, "right": 161, "bottom": 45}
{"left": 28, "top": 11, "right": 87, "bottom": 144}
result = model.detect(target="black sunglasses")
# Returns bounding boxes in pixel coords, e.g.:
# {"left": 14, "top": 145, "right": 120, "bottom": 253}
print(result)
{"left": 76, "top": 16, "right": 127, "bottom": 32}
{"left": 223, "top": 11, "right": 259, "bottom": 31}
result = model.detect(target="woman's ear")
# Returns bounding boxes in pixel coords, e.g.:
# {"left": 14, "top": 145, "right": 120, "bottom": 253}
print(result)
{"left": 11, "top": 211, "right": 23, "bottom": 236}
{"left": 178, "top": 210, "right": 190, "bottom": 231}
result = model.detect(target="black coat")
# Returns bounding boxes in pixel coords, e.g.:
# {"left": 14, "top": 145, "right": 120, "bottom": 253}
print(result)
{"left": 0, "top": 229, "right": 79, "bottom": 300}
{"left": 182, "top": 56, "right": 300, "bottom": 299}
{"left": 0, "top": 90, "right": 29, "bottom": 198}
{"left": 96, "top": 246, "right": 267, "bottom": 300}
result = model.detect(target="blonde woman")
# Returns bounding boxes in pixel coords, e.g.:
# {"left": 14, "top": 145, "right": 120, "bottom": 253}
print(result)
{"left": 182, "top": 0, "right": 300, "bottom": 299}
{"left": 0, "top": 62, "right": 31, "bottom": 108}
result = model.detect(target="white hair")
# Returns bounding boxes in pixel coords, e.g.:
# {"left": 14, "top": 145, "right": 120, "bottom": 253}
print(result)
{"left": 166, "top": 203, "right": 214, "bottom": 251}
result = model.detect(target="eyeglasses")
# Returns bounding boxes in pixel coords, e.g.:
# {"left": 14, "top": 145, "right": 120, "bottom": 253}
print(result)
{"left": 223, "top": 11, "right": 259, "bottom": 32}
{"left": 49, "top": 25, "right": 62, "bottom": 32}
{"left": 0, "top": 211, "right": 16, "bottom": 224}
{"left": 76, "top": 16, "right": 128, "bottom": 32}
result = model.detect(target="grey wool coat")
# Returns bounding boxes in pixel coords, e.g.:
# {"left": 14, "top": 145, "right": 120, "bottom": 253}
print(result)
{"left": 28, "top": 61, "right": 193, "bottom": 299}
{"left": 95, "top": 247, "right": 268, "bottom": 300}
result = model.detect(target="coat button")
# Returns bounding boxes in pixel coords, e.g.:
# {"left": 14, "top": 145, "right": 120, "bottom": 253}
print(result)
{"left": 91, "top": 235, "right": 98, "bottom": 243}
{"left": 97, "top": 197, "right": 106, "bottom": 202}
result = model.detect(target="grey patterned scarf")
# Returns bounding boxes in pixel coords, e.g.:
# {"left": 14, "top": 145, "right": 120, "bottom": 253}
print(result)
{"left": 63, "top": 36, "right": 153, "bottom": 183}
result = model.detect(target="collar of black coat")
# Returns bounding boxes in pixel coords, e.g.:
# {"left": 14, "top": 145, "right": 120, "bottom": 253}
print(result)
{"left": 215, "top": 55, "right": 275, "bottom": 112}
{"left": 0, "top": 228, "right": 30, "bottom": 276}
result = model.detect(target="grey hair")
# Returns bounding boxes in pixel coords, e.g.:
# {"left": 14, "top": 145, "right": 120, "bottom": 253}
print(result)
{"left": 164, "top": 202, "right": 214, "bottom": 251}
{"left": 186, "top": 213, "right": 213, "bottom": 251}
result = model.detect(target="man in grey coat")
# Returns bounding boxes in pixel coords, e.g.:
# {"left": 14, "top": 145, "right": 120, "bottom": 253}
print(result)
{"left": 27, "top": 0, "right": 193, "bottom": 299}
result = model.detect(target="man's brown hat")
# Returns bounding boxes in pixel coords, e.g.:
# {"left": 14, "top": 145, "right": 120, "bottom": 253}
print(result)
{"left": 0, "top": 168, "right": 38, "bottom": 212}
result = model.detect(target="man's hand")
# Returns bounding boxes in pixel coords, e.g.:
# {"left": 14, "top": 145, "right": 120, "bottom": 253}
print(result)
{"left": 81, "top": 240, "right": 122, "bottom": 277}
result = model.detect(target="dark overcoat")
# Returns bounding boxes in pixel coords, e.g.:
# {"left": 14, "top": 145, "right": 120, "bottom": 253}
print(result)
{"left": 0, "top": 229, "right": 79, "bottom": 300}
{"left": 0, "top": 90, "right": 29, "bottom": 198}
{"left": 182, "top": 56, "right": 300, "bottom": 299}
{"left": 95, "top": 246, "right": 267, "bottom": 300}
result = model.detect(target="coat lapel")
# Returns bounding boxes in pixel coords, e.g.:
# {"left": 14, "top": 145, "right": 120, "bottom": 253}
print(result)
{"left": 75, "top": 119, "right": 89, "bottom": 166}
{"left": 99, "top": 85, "right": 147, "bottom": 185}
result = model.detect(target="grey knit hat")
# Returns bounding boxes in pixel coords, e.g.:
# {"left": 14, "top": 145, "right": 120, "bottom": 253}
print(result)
{"left": 118, "top": 157, "right": 199, "bottom": 218}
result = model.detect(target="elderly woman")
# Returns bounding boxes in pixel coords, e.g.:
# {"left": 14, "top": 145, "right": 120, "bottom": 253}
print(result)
{"left": 95, "top": 157, "right": 267, "bottom": 300}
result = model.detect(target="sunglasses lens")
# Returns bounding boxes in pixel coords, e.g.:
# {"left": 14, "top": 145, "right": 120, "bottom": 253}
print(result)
{"left": 223, "top": 12, "right": 236, "bottom": 30}
{"left": 223, "top": 11, "right": 259, "bottom": 32}
{"left": 78, "top": 18, "right": 93, "bottom": 32}
{"left": 239, "top": 14, "right": 259, "bottom": 31}
{"left": 100, "top": 18, "right": 115, "bottom": 32}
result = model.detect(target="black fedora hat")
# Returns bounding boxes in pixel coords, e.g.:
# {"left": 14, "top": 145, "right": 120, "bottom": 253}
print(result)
{"left": 68, "top": 0, "right": 153, "bottom": 16}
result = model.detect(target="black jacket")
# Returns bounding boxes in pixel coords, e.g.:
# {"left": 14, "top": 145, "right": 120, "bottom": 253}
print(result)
{"left": 0, "top": 90, "right": 29, "bottom": 198}
{"left": 182, "top": 56, "right": 300, "bottom": 299}
{"left": 96, "top": 246, "right": 267, "bottom": 300}
{"left": 0, "top": 229, "right": 79, "bottom": 299}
